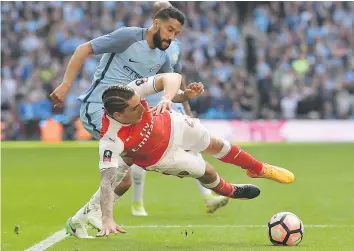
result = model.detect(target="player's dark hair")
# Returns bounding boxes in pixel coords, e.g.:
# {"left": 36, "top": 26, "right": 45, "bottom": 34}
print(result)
{"left": 102, "top": 85, "right": 135, "bottom": 115}
{"left": 155, "top": 6, "right": 185, "bottom": 25}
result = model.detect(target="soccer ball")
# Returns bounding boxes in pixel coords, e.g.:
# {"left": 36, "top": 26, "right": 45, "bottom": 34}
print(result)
{"left": 268, "top": 212, "right": 304, "bottom": 246}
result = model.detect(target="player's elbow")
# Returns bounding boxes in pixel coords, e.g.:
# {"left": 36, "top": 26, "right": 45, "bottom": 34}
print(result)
{"left": 162, "top": 73, "right": 182, "bottom": 85}
{"left": 76, "top": 42, "right": 94, "bottom": 57}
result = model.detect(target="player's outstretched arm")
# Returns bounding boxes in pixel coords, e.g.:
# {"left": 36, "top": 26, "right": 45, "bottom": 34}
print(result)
{"left": 172, "top": 82, "right": 204, "bottom": 103}
{"left": 50, "top": 42, "right": 93, "bottom": 107}
{"left": 149, "top": 73, "right": 182, "bottom": 114}
{"left": 97, "top": 167, "right": 127, "bottom": 237}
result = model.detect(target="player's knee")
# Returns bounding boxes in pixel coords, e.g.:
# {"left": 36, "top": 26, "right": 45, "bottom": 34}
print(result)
{"left": 203, "top": 136, "right": 224, "bottom": 155}
{"left": 198, "top": 164, "right": 217, "bottom": 184}
{"left": 121, "top": 171, "right": 132, "bottom": 188}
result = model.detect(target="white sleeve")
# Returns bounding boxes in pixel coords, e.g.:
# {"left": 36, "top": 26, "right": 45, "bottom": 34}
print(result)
{"left": 99, "top": 136, "right": 124, "bottom": 170}
{"left": 127, "top": 76, "right": 158, "bottom": 99}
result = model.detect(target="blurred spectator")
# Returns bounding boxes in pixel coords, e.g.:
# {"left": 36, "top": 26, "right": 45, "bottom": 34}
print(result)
{"left": 253, "top": 1, "right": 354, "bottom": 120}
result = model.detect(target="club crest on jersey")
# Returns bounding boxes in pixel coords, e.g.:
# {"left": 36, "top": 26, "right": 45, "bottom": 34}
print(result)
{"left": 150, "top": 64, "right": 160, "bottom": 72}
{"left": 103, "top": 150, "right": 112, "bottom": 162}
{"left": 172, "top": 52, "right": 179, "bottom": 62}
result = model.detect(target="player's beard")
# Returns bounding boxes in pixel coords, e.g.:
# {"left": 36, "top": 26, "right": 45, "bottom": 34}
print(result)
{"left": 153, "top": 28, "right": 171, "bottom": 51}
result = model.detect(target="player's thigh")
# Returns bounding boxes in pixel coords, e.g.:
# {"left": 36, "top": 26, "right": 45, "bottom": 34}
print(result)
{"left": 174, "top": 113, "right": 211, "bottom": 153}
{"left": 79, "top": 102, "right": 103, "bottom": 140}
{"left": 149, "top": 147, "right": 206, "bottom": 178}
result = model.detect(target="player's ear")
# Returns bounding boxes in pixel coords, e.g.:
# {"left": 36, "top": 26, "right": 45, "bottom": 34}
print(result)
{"left": 112, "top": 111, "right": 122, "bottom": 121}
{"left": 153, "top": 19, "right": 160, "bottom": 30}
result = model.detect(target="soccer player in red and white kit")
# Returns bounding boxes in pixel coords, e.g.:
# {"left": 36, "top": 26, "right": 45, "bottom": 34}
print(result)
{"left": 96, "top": 72, "right": 295, "bottom": 236}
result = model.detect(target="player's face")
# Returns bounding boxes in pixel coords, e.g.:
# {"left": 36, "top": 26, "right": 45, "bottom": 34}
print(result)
{"left": 117, "top": 94, "right": 145, "bottom": 124}
{"left": 153, "top": 18, "right": 181, "bottom": 50}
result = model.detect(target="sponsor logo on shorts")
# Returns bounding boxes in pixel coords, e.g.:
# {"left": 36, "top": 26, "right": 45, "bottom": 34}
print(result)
{"left": 184, "top": 117, "right": 195, "bottom": 128}
{"left": 177, "top": 171, "right": 190, "bottom": 178}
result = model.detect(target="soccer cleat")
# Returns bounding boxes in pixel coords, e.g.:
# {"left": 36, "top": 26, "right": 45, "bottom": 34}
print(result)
{"left": 65, "top": 217, "right": 93, "bottom": 239}
{"left": 131, "top": 202, "right": 148, "bottom": 216}
{"left": 86, "top": 202, "right": 102, "bottom": 231}
{"left": 205, "top": 195, "right": 229, "bottom": 214}
{"left": 232, "top": 184, "right": 260, "bottom": 199}
{"left": 247, "top": 164, "right": 295, "bottom": 184}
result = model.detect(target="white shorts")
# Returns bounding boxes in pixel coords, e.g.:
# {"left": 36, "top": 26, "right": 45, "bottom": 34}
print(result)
{"left": 145, "top": 112, "right": 211, "bottom": 178}
{"left": 170, "top": 111, "right": 211, "bottom": 152}
{"left": 147, "top": 148, "right": 206, "bottom": 178}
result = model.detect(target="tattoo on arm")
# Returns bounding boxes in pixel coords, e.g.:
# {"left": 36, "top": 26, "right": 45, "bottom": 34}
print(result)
{"left": 100, "top": 167, "right": 118, "bottom": 219}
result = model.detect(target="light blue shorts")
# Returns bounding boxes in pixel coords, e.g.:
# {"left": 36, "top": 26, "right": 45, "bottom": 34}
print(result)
{"left": 171, "top": 102, "right": 186, "bottom": 115}
{"left": 79, "top": 102, "right": 104, "bottom": 140}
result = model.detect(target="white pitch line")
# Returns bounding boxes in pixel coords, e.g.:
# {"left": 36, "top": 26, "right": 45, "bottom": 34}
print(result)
{"left": 23, "top": 224, "right": 354, "bottom": 251}
{"left": 121, "top": 224, "right": 354, "bottom": 229}
{"left": 24, "top": 229, "right": 68, "bottom": 251}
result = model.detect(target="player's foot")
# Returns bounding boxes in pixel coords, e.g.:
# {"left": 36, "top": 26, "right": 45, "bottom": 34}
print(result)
{"left": 131, "top": 202, "right": 148, "bottom": 216}
{"left": 86, "top": 202, "right": 102, "bottom": 231}
{"left": 247, "top": 164, "right": 295, "bottom": 184}
{"left": 65, "top": 217, "right": 93, "bottom": 239}
{"left": 204, "top": 194, "right": 229, "bottom": 214}
{"left": 232, "top": 184, "right": 260, "bottom": 199}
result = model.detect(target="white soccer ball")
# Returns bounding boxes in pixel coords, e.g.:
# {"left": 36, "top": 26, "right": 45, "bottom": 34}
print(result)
{"left": 268, "top": 212, "right": 304, "bottom": 246}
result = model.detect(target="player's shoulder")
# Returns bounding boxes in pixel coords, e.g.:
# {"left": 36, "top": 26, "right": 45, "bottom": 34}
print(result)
{"left": 99, "top": 115, "right": 120, "bottom": 141}
{"left": 113, "top": 26, "right": 146, "bottom": 42}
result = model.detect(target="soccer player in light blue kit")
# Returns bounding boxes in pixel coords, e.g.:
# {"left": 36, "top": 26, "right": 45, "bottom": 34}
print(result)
{"left": 51, "top": 6, "right": 186, "bottom": 238}
{"left": 130, "top": 1, "right": 229, "bottom": 217}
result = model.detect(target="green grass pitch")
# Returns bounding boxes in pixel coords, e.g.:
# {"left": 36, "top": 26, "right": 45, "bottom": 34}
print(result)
{"left": 1, "top": 142, "right": 354, "bottom": 251}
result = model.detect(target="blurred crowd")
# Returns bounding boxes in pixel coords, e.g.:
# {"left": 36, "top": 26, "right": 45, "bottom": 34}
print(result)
{"left": 1, "top": 2, "right": 354, "bottom": 140}
{"left": 252, "top": 2, "right": 354, "bottom": 120}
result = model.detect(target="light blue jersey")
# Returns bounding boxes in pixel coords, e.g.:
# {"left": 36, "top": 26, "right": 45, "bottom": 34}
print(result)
{"left": 78, "top": 27, "right": 172, "bottom": 103}
{"left": 78, "top": 27, "right": 173, "bottom": 139}
{"left": 145, "top": 39, "right": 186, "bottom": 114}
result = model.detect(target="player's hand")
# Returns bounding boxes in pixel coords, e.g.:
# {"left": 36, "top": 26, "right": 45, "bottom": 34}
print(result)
{"left": 96, "top": 218, "right": 126, "bottom": 237}
{"left": 50, "top": 83, "right": 71, "bottom": 108}
{"left": 149, "top": 99, "right": 172, "bottom": 115}
{"left": 184, "top": 82, "right": 204, "bottom": 99}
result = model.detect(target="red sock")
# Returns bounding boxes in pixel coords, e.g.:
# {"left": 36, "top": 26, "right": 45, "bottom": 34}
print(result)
{"left": 211, "top": 177, "right": 235, "bottom": 198}
{"left": 219, "top": 144, "right": 263, "bottom": 174}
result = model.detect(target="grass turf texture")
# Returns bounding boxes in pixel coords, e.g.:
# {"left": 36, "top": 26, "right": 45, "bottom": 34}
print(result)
{"left": 1, "top": 142, "right": 354, "bottom": 251}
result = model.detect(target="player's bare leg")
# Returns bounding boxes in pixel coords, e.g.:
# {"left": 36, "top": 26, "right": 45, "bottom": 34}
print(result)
{"left": 204, "top": 137, "right": 295, "bottom": 184}
{"left": 196, "top": 161, "right": 229, "bottom": 213}
{"left": 198, "top": 164, "right": 260, "bottom": 199}
{"left": 65, "top": 171, "right": 131, "bottom": 238}
{"left": 131, "top": 165, "right": 148, "bottom": 216}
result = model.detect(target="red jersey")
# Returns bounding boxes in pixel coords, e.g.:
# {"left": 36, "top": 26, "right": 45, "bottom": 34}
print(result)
{"left": 98, "top": 75, "right": 175, "bottom": 170}
{"left": 100, "top": 100, "right": 171, "bottom": 167}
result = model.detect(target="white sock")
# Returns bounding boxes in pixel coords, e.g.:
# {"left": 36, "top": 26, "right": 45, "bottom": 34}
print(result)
{"left": 196, "top": 180, "right": 213, "bottom": 197}
{"left": 212, "top": 139, "right": 231, "bottom": 159}
{"left": 89, "top": 188, "right": 101, "bottom": 205}
{"left": 72, "top": 205, "right": 87, "bottom": 222}
{"left": 131, "top": 164, "right": 146, "bottom": 204}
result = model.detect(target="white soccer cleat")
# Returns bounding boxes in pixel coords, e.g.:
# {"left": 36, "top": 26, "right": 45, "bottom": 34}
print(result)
{"left": 205, "top": 195, "right": 230, "bottom": 214}
{"left": 86, "top": 202, "right": 103, "bottom": 231}
{"left": 131, "top": 202, "right": 148, "bottom": 216}
{"left": 65, "top": 217, "right": 94, "bottom": 239}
